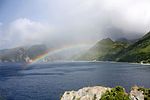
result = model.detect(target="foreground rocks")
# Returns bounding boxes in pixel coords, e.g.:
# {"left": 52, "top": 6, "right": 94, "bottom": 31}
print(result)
{"left": 61, "top": 86, "right": 111, "bottom": 100}
{"left": 61, "top": 86, "right": 149, "bottom": 100}
{"left": 130, "top": 86, "right": 144, "bottom": 100}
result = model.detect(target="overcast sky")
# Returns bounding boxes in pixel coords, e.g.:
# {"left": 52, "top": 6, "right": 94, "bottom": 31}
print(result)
{"left": 0, "top": 0, "right": 150, "bottom": 49}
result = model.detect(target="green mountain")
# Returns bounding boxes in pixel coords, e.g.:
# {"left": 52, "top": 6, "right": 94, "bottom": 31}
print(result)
{"left": 0, "top": 44, "right": 47, "bottom": 63}
{"left": 1, "top": 31, "right": 150, "bottom": 63}
{"left": 77, "top": 38, "right": 129, "bottom": 61}
{"left": 116, "top": 31, "right": 150, "bottom": 63}
{"left": 78, "top": 31, "right": 150, "bottom": 63}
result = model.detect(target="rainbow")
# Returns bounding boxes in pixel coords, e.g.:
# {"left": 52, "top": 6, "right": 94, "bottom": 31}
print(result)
{"left": 29, "top": 44, "right": 91, "bottom": 64}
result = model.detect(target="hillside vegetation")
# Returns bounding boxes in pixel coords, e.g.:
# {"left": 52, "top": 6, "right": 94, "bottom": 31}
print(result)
{"left": 116, "top": 31, "right": 150, "bottom": 63}
{"left": 77, "top": 38, "right": 129, "bottom": 61}
{"left": 77, "top": 31, "right": 150, "bottom": 63}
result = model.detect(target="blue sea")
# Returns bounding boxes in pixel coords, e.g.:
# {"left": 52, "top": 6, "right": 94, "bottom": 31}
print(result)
{"left": 0, "top": 62, "right": 149, "bottom": 100}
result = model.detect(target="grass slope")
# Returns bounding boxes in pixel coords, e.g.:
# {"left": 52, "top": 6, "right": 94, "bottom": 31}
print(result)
{"left": 116, "top": 31, "right": 150, "bottom": 63}
{"left": 77, "top": 38, "right": 128, "bottom": 61}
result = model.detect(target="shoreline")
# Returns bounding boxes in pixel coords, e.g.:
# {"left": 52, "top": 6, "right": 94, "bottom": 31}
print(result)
{"left": 0, "top": 60, "right": 150, "bottom": 66}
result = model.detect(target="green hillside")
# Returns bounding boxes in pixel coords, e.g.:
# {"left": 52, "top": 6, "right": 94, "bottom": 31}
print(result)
{"left": 77, "top": 38, "right": 129, "bottom": 61}
{"left": 116, "top": 31, "right": 150, "bottom": 63}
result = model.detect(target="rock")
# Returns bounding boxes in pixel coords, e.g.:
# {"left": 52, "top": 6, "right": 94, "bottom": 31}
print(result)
{"left": 60, "top": 86, "right": 111, "bottom": 100}
{"left": 61, "top": 86, "right": 148, "bottom": 100}
{"left": 130, "top": 86, "right": 144, "bottom": 100}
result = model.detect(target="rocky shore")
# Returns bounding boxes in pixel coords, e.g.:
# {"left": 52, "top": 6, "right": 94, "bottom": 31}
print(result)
{"left": 61, "top": 86, "right": 149, "bottom": 100}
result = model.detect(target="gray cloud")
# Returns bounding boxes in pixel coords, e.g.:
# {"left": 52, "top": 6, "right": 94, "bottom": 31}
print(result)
{"left": 45, "top": 0, "right": 150, "bottom": 40}
{"left": 0, "top": 0, "right": 150, "bottom": 49}
{"left": 0, "top": 18, "right": 55, "bottom": 49}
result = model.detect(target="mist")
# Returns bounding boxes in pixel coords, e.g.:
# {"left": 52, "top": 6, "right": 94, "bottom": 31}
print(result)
{"left": 0, "top": 0, "right": 150, "bottom": 49}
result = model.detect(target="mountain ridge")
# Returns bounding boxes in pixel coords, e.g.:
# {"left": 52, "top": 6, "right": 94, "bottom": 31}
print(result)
{"left": 77, "top": 38, "right": 129, "bottom": 61}
{"left": 116, "top": 31, "right": 150, "bottom": 63}
{"left": 77, "top": 31, "right": 150, "bottom": 63}
{"left": 1, "top": 31, "right": 150, "bottom": 63}
{"left": 0, "top": 44, "right": 48, "bottom": 63}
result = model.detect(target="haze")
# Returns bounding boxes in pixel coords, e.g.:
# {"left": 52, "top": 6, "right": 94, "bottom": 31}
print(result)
{"left": 0, "top": 0, "right": 150, "bottom": 49}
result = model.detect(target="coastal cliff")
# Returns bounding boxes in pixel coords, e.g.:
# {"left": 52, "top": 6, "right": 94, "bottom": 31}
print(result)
{"left": 61, "top": 86, "right": 149, "bottom": 100}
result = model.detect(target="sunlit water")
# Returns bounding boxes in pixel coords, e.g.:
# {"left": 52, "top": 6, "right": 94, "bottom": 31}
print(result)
{"left": 0, "top": 62, "right": 149, "bottom": 100}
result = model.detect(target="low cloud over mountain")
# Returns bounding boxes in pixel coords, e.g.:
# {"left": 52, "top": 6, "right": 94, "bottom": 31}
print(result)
{"left": 0, "top": 0, "right": 150, "bottom": 49}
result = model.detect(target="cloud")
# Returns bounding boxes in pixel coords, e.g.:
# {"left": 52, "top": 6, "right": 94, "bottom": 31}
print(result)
{"left": 31, "top": 0, "right": 150, "bottom": 41}
{"left": 102, "top": 0, "right": 150, "bottom": 34}
{"left": 1, "top": 18, "right": 55, "bottom": 48}
{"left": 0, "top": 22, "right": 9, "bottom": 49}
{"left": 51, "top": 0, "right": 150, "bottom": 39}
{"left": 1, "top": 0, "right": 150, "bottom": 49}
{"left": 1, "top": 18, "right": 97, "bottom": 49}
